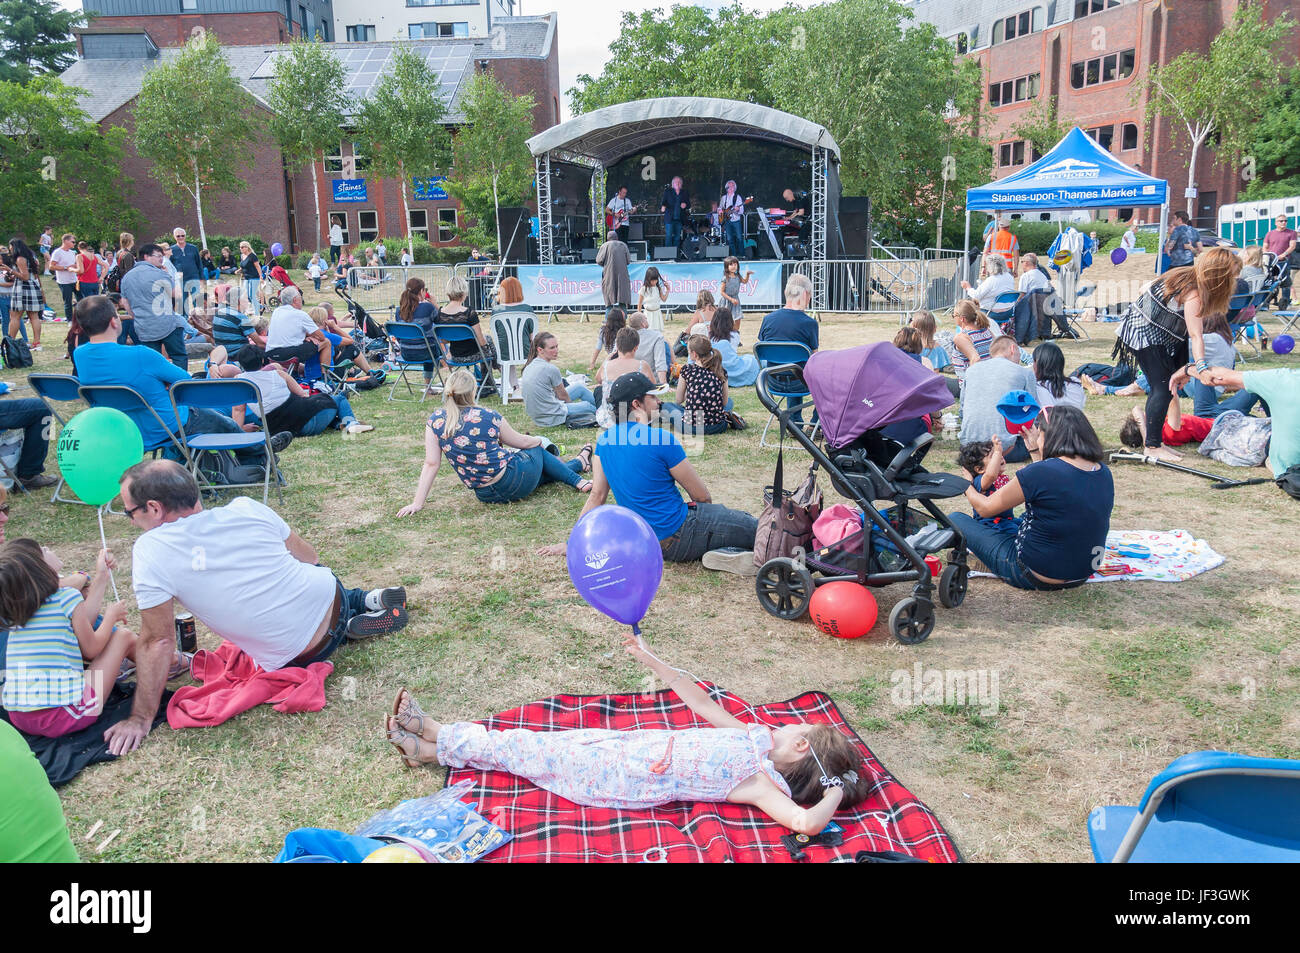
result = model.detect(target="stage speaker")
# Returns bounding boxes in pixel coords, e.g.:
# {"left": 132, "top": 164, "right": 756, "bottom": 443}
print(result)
{"left": 581, "top": 248, "right": 597, "bottom": 262}
{"left": 839, "top": 195, "right": 871, "bottom": 259}
{"left": 705, "top": 244, "right": 728, "bottom": 259}
{"left": 628, "top": 223, "right": 644, "bottom": 241}
{"left": 497, "top": 206, "right": 532, "bottom": 263}
{"left": 653, "top": 246, "right": 677, "bottom": 260}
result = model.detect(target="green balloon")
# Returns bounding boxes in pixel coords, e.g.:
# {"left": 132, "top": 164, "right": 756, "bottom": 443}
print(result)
{"left": 56, "top": 408, "right": 145, "bottom": 506}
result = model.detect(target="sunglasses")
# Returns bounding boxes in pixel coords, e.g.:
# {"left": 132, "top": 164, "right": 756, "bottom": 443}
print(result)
{"left": 122, "top": 502, "right": 147, "bottom": 518}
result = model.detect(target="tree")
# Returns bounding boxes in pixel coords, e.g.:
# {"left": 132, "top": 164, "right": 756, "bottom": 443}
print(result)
{"left": 1138, "top": 0, "right": 1293, "bottom": 216}
{"left": 1011, "top": 95, "right": 1069, "bottom": 158}
{"left": 267, "top": 39, "right": 351, "bottom": 253}
{"left": 1242, "top": 67, "right": 1300, "bottom": 201}
{"left": 0, "top": 0, "right": 88, "bottom": 85}
{"left": 356, "top": 48, "right": 452, "bottom": 257}
{"left": 443, "top": 72, "right": 536, "bottom": 255}
{"left": 133, "top": 33, "right": 257, "bottom": 249}
{"left": 567, "top": 0, "right": 989, "bottom": 245}
{"left": 0, "top": 76, "right": 141, "bottom": 239}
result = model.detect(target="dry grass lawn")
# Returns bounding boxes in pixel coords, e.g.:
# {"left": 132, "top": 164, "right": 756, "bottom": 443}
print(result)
{"left": 9, "top": 285, "right": 1300, "bottom": 862}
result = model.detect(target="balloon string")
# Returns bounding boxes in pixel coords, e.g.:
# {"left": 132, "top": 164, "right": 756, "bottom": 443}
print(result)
{"left": 97, "top": 506, "right": 120, "bottom": 601}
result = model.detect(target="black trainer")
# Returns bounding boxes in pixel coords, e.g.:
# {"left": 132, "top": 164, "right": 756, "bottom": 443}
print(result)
{"left": 346, "top": 605, "right": 409, "bottom": 640}
{"left": 270, "top": 431, "right": 293, "bottom": 454}
{"left": 365, "top": 586, "right": 407, "bottom": 611}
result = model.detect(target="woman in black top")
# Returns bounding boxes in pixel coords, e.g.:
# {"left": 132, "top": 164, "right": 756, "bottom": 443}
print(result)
{"left": 238, "top": 241, "right": 260, "bottom": 315}
{"left": 434, "top": 275, "right": 497, "bottom": 395}
{"left": 397, "top": 277, "right": 440, "bottom": 395}
{"left": 218, "top": 247, "right": 238, "bottom": 274}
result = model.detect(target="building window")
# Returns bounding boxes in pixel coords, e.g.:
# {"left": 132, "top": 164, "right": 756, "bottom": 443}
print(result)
{"left": 1121, "top": 122, "right": 1139, "bottom": 150}
{"left": 181, "top": 0, "right": 197, "bottom": 10}
{"left": 351, "top": 142, "right": 370, "bottom": 173}
{"left": 408, "top": 209, "right": 429, "bottom": 240}
{"left": 992, "top": 6, "right": 1044, "bottom": 44}
{"left": 1071, "top": 48, "right": 1135, "bottom": 88}
{"left": 325, "top": 143, "right": 344, "bottom": 174}
{"left": 346, "top": 25, "right": 376, "bottom": 41}
{"left": 1074, "top": 0, "right": 1122, "bottom": 16}
{"left": 954, "top": 32, "right": 969, "bottom": 54}
{"left": 358, "top": 211, "right": 379, "bottom": 243}
{"left": 999, "top": 141, "right": 1027, "bottom": 167}
{"left": 410, "top": 21, "right": 470, "bottom": 37}
{"left": 437, "top": 208, "right": 457, "bottom": 242}
{"left": 1086, "top": 125, "right": 1114, "bottom": 151}
{"left": 989, "top": 72, "right": 1039, "bottom": 106}
{"left": 330, "top": 214, "right": 350, "bottom": 246}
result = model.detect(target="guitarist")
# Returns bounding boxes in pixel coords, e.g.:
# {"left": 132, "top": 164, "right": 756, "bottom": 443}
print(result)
{"left": 606, "top": 186, "right": 636, "bottom": 243}
{"left": 719, "top": 179, "right": 754, "bottom": 257}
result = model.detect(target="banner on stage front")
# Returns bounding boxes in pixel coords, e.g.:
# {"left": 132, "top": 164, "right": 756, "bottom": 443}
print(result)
{"left": 517, "top": 262, "right": 783, "bottom": 309}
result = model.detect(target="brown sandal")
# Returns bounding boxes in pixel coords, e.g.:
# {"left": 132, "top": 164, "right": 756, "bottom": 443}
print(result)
{"left": 392, "top": 687, "right": 430, "bottom": 736}
{"left": 385, "top": 715, "right": 433, "bottom": 769}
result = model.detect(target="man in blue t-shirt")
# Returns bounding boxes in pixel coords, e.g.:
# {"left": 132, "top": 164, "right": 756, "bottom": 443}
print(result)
{"left": 72, "top": 296, "right": 291, "bottom": 464}
{"left": 1165, "top": 210, "right": 1203, "bottom": 268}
{"left": 540, "top": 372, "right": 757, "bottom": 565}
{"left": 757, "top": 273, "right": 819, "bottom": 425}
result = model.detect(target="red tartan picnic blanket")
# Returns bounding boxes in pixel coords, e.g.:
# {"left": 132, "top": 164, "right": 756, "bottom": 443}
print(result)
{"left": 444, "top": 685, "right": 961, "bottom": 863}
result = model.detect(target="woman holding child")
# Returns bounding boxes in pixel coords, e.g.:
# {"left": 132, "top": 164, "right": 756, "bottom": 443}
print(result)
{"left": 951, "top": 405, "right": 1113, "bottom": 591}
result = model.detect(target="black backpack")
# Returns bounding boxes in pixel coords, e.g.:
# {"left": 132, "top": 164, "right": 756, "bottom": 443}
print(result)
{"left": 2, "top": 336, "right": 33, "bottom": 369}
{"left": 1277, "top": 466, "right": 1300, "bottom": 501}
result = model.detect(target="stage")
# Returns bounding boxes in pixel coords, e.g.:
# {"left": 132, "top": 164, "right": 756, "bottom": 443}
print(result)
{"left": 516, "top": 260, "right": 785, "bottom": 310}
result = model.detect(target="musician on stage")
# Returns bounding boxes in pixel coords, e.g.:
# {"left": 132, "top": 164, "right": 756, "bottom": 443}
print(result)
{"left": 660, "top": 176, "right": 690, "bottom": 249}
{"left": 719, "top": 180, "right": 751, "bottom": 258}
{"left": 781, "top": 188, "right": 808, "bottom": 220}
{"left": 606, "top": 186, "right": 635, "bottom": 243}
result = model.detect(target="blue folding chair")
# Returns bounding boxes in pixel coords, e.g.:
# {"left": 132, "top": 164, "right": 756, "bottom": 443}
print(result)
{"left": 28, "top": 373, "right": 92, "bottom": 505}
{"left": 384, "top": 321, "right": 438, "bottom": 402}
{"left": 986, "top": 290, "right": 1020, "bottom": 331}
{"left": 1088, "top": 751, "right": 1300, "bottom": 863}
{"left": 1226, "top": 289, "right": 1271, "bottom": 360}
{"left": 753, "top": 340, "right": 816, "bottom": 448}
{"left": 169, "top": 378, "right": 284, "bottom": 504}
{"left": 78, "top": 383, "right": 192, "bottom": 512}
{"left": 432, "top": 323, "right": 496, "bottom": 401}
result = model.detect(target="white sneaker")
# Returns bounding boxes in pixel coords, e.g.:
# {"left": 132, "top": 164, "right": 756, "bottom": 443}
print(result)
{"left": 345, "top": 422, "right": 374, "bottom": 434}
{"left": 30, "top": 345, "right": 42, "bottom": 352}
{"left": 701, "top": 547, "right": 758, "bottom": 576}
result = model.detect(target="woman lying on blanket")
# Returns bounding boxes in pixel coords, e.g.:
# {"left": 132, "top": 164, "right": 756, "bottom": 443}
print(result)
{"left": 384, "top": 637, "right": 870, "bottom": 834}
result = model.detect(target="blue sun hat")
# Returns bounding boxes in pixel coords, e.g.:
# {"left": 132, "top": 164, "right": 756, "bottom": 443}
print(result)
{"left": 996, "top": 389, "right": 1041, "bottom": 435}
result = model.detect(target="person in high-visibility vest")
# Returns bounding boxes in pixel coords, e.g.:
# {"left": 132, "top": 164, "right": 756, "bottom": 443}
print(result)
{"left": 982, "top": 215, "right": 1020, "bottom": 275}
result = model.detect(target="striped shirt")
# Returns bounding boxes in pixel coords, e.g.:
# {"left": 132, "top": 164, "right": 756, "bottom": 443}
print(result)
{"left": 952, "top": 327, "right": 997, "bottom": 379}
{"left": 2, "top": 588, "right": 85, "bottom": 712}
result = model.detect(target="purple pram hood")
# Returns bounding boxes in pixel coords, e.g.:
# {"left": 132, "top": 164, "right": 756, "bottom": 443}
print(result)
{"left": 804, "top": 343, "right": 953, "bottom": 447}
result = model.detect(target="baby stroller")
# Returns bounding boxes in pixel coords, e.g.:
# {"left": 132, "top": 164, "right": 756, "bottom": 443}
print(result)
{"left": 754, "top": 343, "right": 970, "bottom": 644}
{"left": 336, "top": 286, "right": 391, "bottom": 363}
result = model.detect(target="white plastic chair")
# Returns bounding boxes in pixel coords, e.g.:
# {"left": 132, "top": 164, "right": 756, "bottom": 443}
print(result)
{"left": 491, "top": 311, "right": 537, "bottom": 404}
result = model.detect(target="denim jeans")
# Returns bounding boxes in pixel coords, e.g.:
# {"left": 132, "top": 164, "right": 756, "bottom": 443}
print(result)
{"left": 1002, "top": 435, "right": 1030, "bottom": 463}
{"left": 145, "top": 327, "right": 188, "bottom": 370}
{"left": 659, "top": 399, "right": 732, "bottom": 435}
{"left": 330, "top": 246, "right": 341, "bottom": 265}
{"left": 661, "top": 502, "right": 758, "bottom": 562}
{"left": 0, "top": 296, "right": 19, "bottom": 342}
{"left": 177, "top": 407, "right": 267, "bottom": 463}
{"left": 949, "top": 513, "right": 1086, "bottom": 591}
{"left": 1190, "top": 379, "right": 1266, "bottom": 418}
{"left": 564, "top": 382, "right": 598, "bottom": 427}
{"left": 0, "top": 397, "right": 50, "bottom": 477}
{"left": 285, "top": 580, "right": 369, "bottom": 668}
{"left": 78, "top": 282, "right": 99, "bottom": 298}
{"left": 298, "top": 395, "right": 356, "bottom": 436}
{"left": 665, "top": 221, "right": 682, "bottom": 248}
{"left": 117, "top": 318, "right": 141, "bottom": 346}
{"left": 474, "top": 446, "right": 581, "bottom": 503}
{"left": 58, "top": 282, "right": 79, "bottom": 321}
{"left": 725, "top": 219, "right": 744, "bottom": 257}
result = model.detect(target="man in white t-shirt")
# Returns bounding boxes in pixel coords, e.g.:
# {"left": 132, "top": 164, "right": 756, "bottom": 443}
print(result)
{"left": 265, "top": 286, "right": 331, "bottom": 371}
{"left": 329, "top": 217, "right": 345, "bottom": 265}
{"left": 48, "top": 232, "right": 81, "bottom": 326}
{"left": 606, "top": 186, "right": 635, "bottom": 243}
{"left": 102, "top": 460, "right": 408, "bottom": 755}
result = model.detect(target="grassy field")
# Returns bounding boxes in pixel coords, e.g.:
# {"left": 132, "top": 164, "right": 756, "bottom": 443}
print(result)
{"left": 8, "top": 290, "right": 1300, "bottom": 863}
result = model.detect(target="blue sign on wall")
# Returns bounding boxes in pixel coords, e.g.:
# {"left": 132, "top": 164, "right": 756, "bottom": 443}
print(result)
{"left": 413, "top": 176, "right": 448, "bottom": 200}
{"left": 333, "top": 179, "right": 367, "bottom": 203}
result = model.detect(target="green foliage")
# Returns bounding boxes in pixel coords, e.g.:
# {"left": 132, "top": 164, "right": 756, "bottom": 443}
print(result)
{"left": 567, "top": 0, "right": 989, "bottom": 245}
{"left": 266, "top": 40, "right": 350, "bottom": 170}
{"left": 1010, "top": 95, "right": 1069, "bottom": 158}
{"left": 133, "top": 34, "right": 258, "bottom": 249}
{"left": 293, "top": 236, "right": 472, "bottom": 270}
{"left": 1242, "top": 67, "right": 1300, "bottom": 201}
{"left": 1138, "top": 0, "right": 1293, "bottom": 209}
{"left": 1002, "top": 221, "right": 1138, "bottom": 256}
{"left": 442, "top": 72, "right": 536, "bottom": 255}
{"left": 174, "top": 233, "right": 268, "bottom": 256}
{"left": 0, "top": 76, "right": 142, "bottom": 240}
{"left": 0, "top": 0, "right": 87, "bottom": 85}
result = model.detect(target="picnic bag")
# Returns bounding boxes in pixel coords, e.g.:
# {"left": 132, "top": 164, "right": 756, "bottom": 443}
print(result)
{"left": 753, "top": 445, "right": 822, "bottom": 569}
{"left": 2, "top": 335, "right": 33, "bottom": 369}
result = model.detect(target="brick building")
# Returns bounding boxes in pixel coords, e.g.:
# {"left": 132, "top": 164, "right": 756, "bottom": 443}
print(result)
{"left": 907, "top": 0, "right": 1300, "bottom": 227}
{"left": 59, "top": 15, "right": 559, "bottom": 253}
{"left": 79, "top": 0, "right": 335, "bottom": 47}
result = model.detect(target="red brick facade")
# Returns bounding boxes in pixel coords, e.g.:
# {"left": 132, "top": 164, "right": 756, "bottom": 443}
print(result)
{"left": 974, "top": 0, "right": 1300, "bottom": 226}
{"left": 79, "top": 13, "right": 299, "bottom": 49}
{"left": 98, "top": 44, "right": 558, "bottom": 254}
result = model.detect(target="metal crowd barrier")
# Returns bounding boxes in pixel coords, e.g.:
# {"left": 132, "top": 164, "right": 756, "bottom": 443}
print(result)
{"left": 342, "top": 265, "right": 454, "bottom": 317}
{"left": 794, "top": 257, "right": 925, "bottom": 315}
{"left": 920, "top": 248, "right": 966, "bottom": 313}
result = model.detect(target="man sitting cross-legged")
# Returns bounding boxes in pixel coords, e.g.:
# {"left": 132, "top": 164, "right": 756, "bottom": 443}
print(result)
{"left": 265, "top": 286, "right": 332, "bottom": 377}
{"left": 102, "top": 460, "right": 409, "bottom": 755}
{"left": 73, "top": 295, "right": 292, "bottom": 465}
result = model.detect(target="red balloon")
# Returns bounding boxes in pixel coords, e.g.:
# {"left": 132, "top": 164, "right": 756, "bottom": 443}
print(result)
{"left": 809, "top": 582, "right": 878, "bottom": 639}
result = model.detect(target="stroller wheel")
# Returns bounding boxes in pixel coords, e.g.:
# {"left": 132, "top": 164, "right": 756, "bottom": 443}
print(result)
{"left": 888, "top": 597, "right": 934, "bottom": 645}
{"left": 755, "top": 558, "right": 814, "bottom": 621}
{"left": 938, "top": 563, "right": 968, "bottom": 609}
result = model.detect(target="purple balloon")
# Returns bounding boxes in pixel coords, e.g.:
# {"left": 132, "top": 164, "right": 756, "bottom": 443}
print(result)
{"left": 566, "top": 505, "right": 663, "bottom": 630}
{"left": 1274, "top": 334, "right": 1295, "bottom": 355}
{"left": 1110, "top": 247, "right": 1127, "bottom": 266}
{"left": 270, "top": 242, "right": 284, "bottom": 257}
